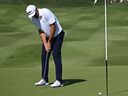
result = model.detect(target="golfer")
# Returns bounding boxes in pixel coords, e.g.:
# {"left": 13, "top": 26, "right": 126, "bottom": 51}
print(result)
{"left": 26, "top": 5, "right": 65, "bottom": 87}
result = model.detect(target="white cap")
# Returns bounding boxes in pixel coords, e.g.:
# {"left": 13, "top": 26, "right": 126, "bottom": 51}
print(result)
{"left": 26, "top": 5, "right": 36, "bottom": 18}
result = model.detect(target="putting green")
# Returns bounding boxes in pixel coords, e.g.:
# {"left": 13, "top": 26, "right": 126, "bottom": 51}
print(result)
{"left": 0, "top": 2, "right": 128, "bottom": 96}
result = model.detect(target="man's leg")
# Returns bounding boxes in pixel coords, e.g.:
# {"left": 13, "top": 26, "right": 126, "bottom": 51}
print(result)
{"left": 41, "top": 44, "right": 51, "bottom": 83}
{"left": 52, "top": 31, "right": 65, "bottom": 84}
{"left": 34, "top": 44, "right": 51, "bottom": 86}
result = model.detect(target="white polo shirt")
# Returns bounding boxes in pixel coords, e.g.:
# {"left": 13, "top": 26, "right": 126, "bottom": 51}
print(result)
{"left": 31, "top": 8, "right": 62, "bottom": 37}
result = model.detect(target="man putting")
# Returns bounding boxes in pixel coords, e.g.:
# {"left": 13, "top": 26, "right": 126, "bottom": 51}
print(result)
{"left": 26, "top": 5, "right": 65, "bottom": 87}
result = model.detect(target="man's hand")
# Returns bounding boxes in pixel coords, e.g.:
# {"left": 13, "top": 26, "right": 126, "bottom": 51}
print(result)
{"left": 46, "top": 41, "right": 51, "bottom": 52}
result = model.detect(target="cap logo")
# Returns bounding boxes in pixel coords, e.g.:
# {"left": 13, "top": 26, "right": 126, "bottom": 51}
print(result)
{"left": 28, "top": 11, "right": 32, "bottom": 15}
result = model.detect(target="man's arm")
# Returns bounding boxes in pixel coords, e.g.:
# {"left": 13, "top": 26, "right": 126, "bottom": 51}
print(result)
{"left": 46, "top": 23, "right": 56, "bottom": 51}
{"left": 41, "top": 9, "right": 56, "bottom": 51}
{"left": 43, "top": 9, "right": 56, "bottom": 45}
{"left": 38, "top": 29, "right": 48, "bottom": 52}
{"left": 48, "top": 23, "right": 56, "bottom": 43}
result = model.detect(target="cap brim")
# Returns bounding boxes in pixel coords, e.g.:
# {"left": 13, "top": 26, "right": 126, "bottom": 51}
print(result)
{"left": 28, "top": 11, "right": 36, "bottom": 18}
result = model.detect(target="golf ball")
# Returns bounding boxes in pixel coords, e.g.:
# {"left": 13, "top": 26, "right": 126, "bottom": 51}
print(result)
{"left": 98, "top": 92, "right": 102, "bottom": 95}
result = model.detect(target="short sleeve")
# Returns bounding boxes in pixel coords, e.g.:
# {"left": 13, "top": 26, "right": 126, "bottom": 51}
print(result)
{"left": 43, "top": 8, "right": 55, "bottom": 25}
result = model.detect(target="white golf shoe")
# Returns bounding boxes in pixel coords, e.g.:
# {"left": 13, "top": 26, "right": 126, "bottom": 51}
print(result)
{"left": 50, "top": 80, "right": 63, "bottom": 88}
{"left": 35, "top": 79, "right": 49, "bottom": 86}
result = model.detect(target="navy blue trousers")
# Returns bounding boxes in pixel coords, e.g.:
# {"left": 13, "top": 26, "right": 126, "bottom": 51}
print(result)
{"left": 41, "top": 30, "right": 65, "bottom": 84}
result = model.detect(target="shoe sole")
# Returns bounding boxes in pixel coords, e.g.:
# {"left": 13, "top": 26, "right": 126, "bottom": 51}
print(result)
{"left": 50, "top": 84, "right": 63, "bottom": 88}
{"left": 35, "top": 83, "right": 49, "bottom": 86}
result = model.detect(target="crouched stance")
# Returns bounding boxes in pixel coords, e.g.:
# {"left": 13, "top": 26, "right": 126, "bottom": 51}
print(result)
{"left": 26, "top": 5, "right": 65, "bottom": 87}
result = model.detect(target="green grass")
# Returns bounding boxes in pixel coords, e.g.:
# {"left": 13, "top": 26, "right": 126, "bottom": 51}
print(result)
{"left": 0, "top": 3, "right": 128, "bottom": 96}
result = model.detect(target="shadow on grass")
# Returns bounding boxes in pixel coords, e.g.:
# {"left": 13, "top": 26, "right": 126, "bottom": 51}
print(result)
{"left": 110, "top": 90, "right": 128, "bottom": 96}
{"left": 63, "top": 79, "right": 87, "bottom": 87}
